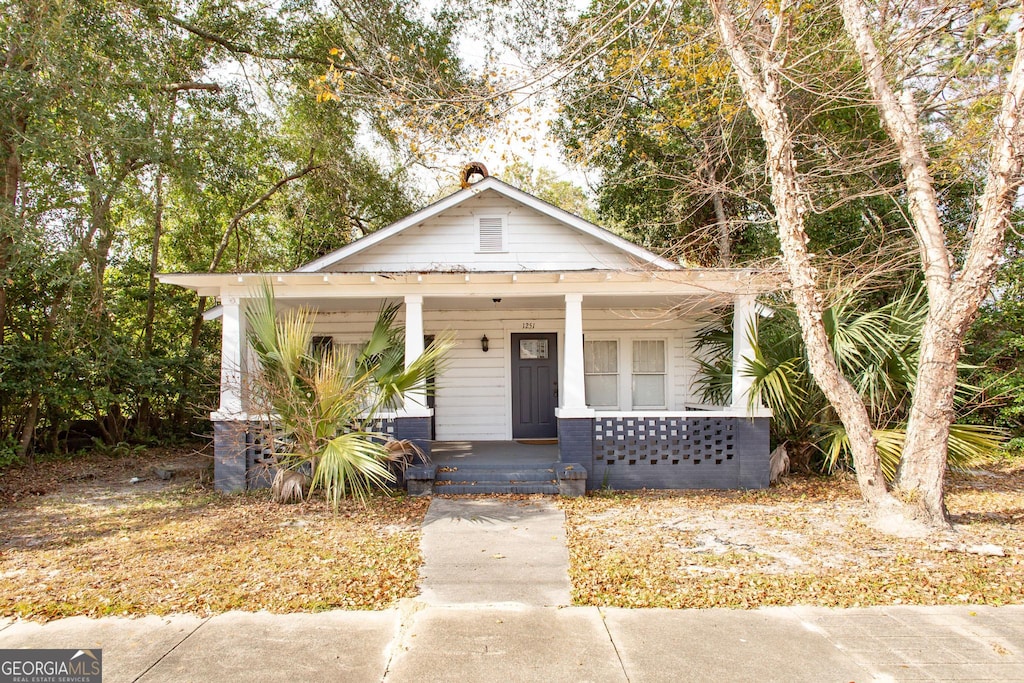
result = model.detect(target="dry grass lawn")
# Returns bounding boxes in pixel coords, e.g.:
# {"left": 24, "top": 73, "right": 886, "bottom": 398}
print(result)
{"left": 560, "top": 461, "right": 1024, "bottom": 609}
{"left": 4, "top": 447, "right": 1022, "bottom": 621}
{"left": 0, "top": 447, "right": 428, "bottom": 621}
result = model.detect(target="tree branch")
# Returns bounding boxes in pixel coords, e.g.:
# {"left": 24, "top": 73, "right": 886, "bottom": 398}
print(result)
{"left": 209, "top": 154, "right": 321, "bottom": 272}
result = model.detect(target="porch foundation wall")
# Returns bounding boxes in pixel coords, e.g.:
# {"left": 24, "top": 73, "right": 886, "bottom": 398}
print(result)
{"left": 736, "top": 417, "right": 771, "bottom": 489}
{"left": 213, "top": 417, "right": 412, "bottom": 493}
{"left": 557, "top": 417, "right": 595, "bottom": 468}
{"left": 588, "top": 415, "right": 770, "bottom": 491}
{"left": 393, "top": 417, "right": 431, "bottom": 461}
{"left": 213, "top": 420, "right": 247, "bottom": 493}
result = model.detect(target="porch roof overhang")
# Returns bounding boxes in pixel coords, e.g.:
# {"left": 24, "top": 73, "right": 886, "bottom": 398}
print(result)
{"left": 158, "top": 268, "right": 782, "bottom": 301}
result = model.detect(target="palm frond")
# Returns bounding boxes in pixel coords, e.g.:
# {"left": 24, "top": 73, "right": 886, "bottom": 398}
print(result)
{"left": 372, "top": 330, "right": 457, "bottom": 412}
{"left": 312, "top": 431, "right": 394, "bottom": 507}
{"left": 818, "top": 421, "right": 1005, "bottom": 482}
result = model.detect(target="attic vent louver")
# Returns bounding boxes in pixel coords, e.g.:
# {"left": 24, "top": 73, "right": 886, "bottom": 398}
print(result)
{"left": 478, "top": 215, "right": 506, "bottom": 253}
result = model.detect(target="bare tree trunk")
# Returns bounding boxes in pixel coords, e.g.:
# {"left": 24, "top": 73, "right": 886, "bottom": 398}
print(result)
{"left": 18, "top": 393, "right": 39, "bottom": 461}
{"left": 1, "top": 27, "right": 30, "bottom": 351}
{"left": 839, "top": 0, "right": 1024, "bottom": 527}
{"left": 709, "top": 0, "right": 896, "bottom": 509}
{"left": 711, "top": 188, "right": 730, "bottom": 267}
{"left": 145, "top": 161, "right": 165, "bottom": 358}
{"left": 137, "top": 166, "right": 164, "bottom": 437}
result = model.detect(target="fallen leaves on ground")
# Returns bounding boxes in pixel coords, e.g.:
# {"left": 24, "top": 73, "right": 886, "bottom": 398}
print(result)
{"left": 0, "top": 448, "right": 429, "bottom": 621}
{"left": 559, "top": 463, "right": 1024, "bottom": 609}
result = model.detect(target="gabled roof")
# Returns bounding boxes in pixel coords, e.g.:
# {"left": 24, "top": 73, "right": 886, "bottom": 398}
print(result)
{"left": 294, "top": 176, "right": 680, "bottom": 273}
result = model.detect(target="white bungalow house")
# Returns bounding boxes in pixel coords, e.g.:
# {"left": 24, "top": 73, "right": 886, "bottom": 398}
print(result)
{"left": 160, "top": 171, "right": 775, "bottom": 493}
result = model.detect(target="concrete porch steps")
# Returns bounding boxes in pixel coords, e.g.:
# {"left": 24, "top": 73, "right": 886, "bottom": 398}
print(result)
{"left": 431, "top": 462, "right": 560, "bottom": 495}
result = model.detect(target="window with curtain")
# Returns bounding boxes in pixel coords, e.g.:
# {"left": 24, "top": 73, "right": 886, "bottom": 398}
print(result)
{"left": 584, "top": 339, "right": 619, "bottom": 408}
{"left": 631, "top": 339, "right": 666, "bottom": 408}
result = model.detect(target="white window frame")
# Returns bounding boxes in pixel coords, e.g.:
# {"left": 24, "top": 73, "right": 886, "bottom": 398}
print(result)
{"left": 584, "top": 338, "right": 620, "bottom": 409}
{"left": 583, "top": 333, "right": 671, "bottom": 410}
{"left": 475, "top": 214, "right": 508, "bottom": 253}
{"left": 630, "top": 338, "right": 668, "bottom": 410}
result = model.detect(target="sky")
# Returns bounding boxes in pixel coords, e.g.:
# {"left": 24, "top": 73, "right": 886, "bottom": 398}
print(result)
{"left": 407, "top": 0, "right": 596, "bottom": 198}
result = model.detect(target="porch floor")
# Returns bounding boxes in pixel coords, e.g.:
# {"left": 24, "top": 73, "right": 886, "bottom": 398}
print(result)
{"left": 429, "top": 440, "right": 560, "bottom": 467}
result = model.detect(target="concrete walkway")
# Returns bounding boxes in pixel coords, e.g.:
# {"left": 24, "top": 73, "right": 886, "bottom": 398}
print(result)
{"left": 418, "top": 497, "right": 570, "bottom": 606}
{"left": 3, "top": 498, "right": 1023, "bottom": 681}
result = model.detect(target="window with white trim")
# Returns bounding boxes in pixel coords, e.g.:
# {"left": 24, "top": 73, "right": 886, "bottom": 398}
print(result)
{"left": 632, "top": 339, "right": 667, "bottom": 408}
{"left": 584, "top": 340, "right": 619, "bottom": 408}
{"left": 583, "top": 336, "right": 669, "bottom": 410}
{"left": 476, "top": 215, "right": 507, "bottom": 253}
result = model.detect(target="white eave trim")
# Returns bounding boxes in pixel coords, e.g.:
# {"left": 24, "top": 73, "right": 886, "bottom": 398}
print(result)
{"left": 292, "top": 176, "right": 679, "bottom": 273}
{"left": 157, "top": 269, "right": 780, "bottom": 299}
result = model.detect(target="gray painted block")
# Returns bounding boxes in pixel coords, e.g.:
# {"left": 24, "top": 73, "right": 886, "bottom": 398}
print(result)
{"left": 406, "top": 464, "right": 435, "bottom": 497}
{"left": 590, "top": 416, "right": 770, "bottom": 491}
{"left": 737, "top": 417, "right": 770, "bottom": 489}
{"left": 213, "top": 421, "right": 247, "bottom": 493}
{"left": 557, "top": 462, "right": 587, "bottom": 496}
{"left": 557, "top": 417, "right": 595, "bottom": 492}
{"left": 394, "top": 417, "right": 432, "bottom": 460}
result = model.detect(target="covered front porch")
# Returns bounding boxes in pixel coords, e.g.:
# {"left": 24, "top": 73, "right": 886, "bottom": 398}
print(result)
{"left": 162, "top": 269, "right": 774, "bottom": 493}
{"left": 431, "top": 440, "right": 560, "bottom": 466}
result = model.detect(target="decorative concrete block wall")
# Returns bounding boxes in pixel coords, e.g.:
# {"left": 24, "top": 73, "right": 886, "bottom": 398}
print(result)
{"left": 582, "top": 415, "right": 769, "bottom": 491}
{"left": 213, "top": 417, "right": 404, "bottom": 492}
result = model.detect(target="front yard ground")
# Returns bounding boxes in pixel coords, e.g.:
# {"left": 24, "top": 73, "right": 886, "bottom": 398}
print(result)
{"left": 2, "top": 449, "right": 1021, "bottom": 621}
{"left": 560, "top": 462, "right": 1024, "bottom": 609}
{"left": 0, "top": 446, "right": 428, "bottom": 621}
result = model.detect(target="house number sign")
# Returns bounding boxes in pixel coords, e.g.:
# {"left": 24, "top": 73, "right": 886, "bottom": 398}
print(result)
{"left": 521, "top": 322, "right": 535, "bottom": 329}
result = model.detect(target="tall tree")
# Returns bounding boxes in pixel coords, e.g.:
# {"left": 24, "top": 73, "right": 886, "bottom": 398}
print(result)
{"left": 707, "top": 0, "right": 1024, "bottom": 528}
{"left": 0, "top": 0, "right": 490, "bottom": 457}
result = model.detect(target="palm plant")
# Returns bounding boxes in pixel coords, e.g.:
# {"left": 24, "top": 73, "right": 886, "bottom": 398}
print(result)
{"left": 694, "top": 288, "right": 1004, "bottom": 478}
{"left": 246, "top": 281, "right": 454, "bottom": 504}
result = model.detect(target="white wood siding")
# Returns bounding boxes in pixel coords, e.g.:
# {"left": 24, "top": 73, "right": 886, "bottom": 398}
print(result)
{"left": 281, "top": 303, "right": 705, "bottom": 441}
{"left": 333, "top": 192, "right": 638, "bottom": 272}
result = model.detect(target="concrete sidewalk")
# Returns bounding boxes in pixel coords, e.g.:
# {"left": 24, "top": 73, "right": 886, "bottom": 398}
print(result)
{"left": 2, "top": 604, "right": 1022, "bottom": 682}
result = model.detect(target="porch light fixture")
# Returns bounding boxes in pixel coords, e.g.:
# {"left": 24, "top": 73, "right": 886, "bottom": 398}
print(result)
{"left": 480, "top": 335, "right": 489, "bottom": 352}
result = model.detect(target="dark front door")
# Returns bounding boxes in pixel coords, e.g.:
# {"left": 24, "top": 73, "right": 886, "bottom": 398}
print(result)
{"left": 511, "top": 333, "right": 558, "bottom": 439}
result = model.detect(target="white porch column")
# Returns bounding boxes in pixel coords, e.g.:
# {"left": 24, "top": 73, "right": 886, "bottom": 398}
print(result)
{"left": 731, "top": 293, "right": 757, "bottom": 411}
{"left": 559, "top": 293, "right": 591, "bottom": 416}
{"left": 402, "top": 294, "right": 430, "bottom": 416}
{"left": 214, "top": 295, "right": 245, "bottom": 418}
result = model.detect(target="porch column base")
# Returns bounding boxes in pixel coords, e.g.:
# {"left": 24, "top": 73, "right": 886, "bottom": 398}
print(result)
{"left": 557, "top": 417, "right": 595, "bottom": 490}
{"left": 557, "top": 463, "right": 587, "bottom": 497}
{"left": 405, "top": 464, "right": 436, "bottom": 497}
{"left": 213, "top": 420, "right": 247, "bottom": 493}
{"left": 737, "top": 417, "right": 771, "bottom": 489}
{"left": 394, "top": 417, "right": 432, "bottom": 461}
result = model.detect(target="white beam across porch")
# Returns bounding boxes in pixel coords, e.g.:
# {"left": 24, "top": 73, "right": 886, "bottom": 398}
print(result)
{"left": 158, "top": 269, "right": 780, "bottom": 300}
